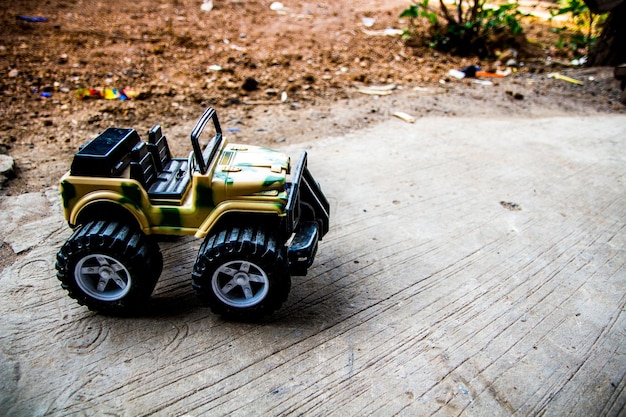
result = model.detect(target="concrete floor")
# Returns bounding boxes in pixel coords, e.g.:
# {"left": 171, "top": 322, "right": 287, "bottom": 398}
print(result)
{"left": 1, "top": 114, "right": 625, "bottom": 416}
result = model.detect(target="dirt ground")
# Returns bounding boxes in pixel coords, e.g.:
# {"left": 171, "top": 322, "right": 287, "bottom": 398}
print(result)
{"left": 1, "top": 0, "right": 625, "bottom": 195}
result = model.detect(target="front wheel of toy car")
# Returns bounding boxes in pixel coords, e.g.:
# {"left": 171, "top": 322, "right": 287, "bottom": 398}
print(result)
{"left": 192, "top": 225, "right": 291, "bottom": 321}
{"left": 55, "top": 220, "right": 163, "bottom": 314}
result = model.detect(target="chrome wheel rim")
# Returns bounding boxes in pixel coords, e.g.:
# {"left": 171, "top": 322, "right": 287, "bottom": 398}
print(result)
{"left": 74, "top": 254, "right": 131, "bottom": 301}
{"left": 211, "top": 260, "right": 269, "bottom": 308}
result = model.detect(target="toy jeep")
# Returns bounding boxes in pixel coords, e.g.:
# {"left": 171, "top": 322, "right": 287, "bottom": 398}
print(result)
{"left": 56, "top": 106, "right": 329, "bottom": 319}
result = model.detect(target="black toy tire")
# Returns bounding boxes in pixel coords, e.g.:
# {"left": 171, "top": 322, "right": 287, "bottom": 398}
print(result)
{"left": 192, "top": 225, "right": 291, "bottom": 320}
{"left": 55, "top": 220, "right": 163, "bottom": 314}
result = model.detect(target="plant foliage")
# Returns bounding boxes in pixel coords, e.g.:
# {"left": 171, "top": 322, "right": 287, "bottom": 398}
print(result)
{"left": 401, "top": 0, "right": 529, "bottom": 56}
{"left": 549, "top": 0, "right": 607, "bottom": 58}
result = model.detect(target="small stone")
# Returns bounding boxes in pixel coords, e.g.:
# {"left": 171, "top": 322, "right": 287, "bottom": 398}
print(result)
{"left": 500, "top": 201, "right": 522, "bottom": 211}
{"left": 200, "top": 0, "right": 213, "bottom": 11}
{"left": 242, "top": 77, "right": 259, "bottom": 92}
{"left": 270, "top": 2, "right": 284, "bottom": 11}
{"left": 8, "top": 69, "right": 18, "bottom": 78}
{"left": 87, "top": 114, "right": 102, "bottom": 124}
{"left": 0, "top": 154, "right": 15, "bottom": 179}
{"left": 506, "top": 91, "right": 524, "bottom": 100}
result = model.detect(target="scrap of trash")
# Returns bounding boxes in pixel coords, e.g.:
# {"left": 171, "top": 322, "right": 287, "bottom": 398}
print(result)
{"left": 392, "top": 112, "right": 415, "bottom": 123}
{"left": 16, "top": 15, "right": 47, "bottom": 22}
{"left": 548, "top": 73, "right": 584, "bottom": 85}
{"left": 448, "top": 65, "right": 508, "bottom": 80}
{"left": 361, "top": 28, "right": 404, "bottom": 36}
{"left": 76, "top": 88, "right": 140, "bottom": 100}
{"left": 268, "top": 2, "right": 312, "bottom": 19}
{"left": 353, "top": 83, "right": 397, "bottom": 96}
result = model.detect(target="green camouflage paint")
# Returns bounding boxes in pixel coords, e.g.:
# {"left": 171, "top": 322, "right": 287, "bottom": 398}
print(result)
{"left": 60, "top": 180, "right": 76, "bottom": 209}
{"left": 121, "top": 183, "right": 143, "bottom": 209}
{"left": 194, "top": 183, "right": 215, "bottom": 208}
{"left": 160, "top": 207, "right": 183, "bottom": 228}
{"left": 262, "top": 175, "right": 284, "bottom": 188}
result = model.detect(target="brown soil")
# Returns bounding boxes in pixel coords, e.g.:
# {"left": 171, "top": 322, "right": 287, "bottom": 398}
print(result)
{"left": 1, "top": 0, "right": 624, "bottom": 195}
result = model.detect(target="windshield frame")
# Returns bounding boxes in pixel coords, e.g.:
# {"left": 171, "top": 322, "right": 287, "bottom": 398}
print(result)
{"left": 190, "top": 106, "right": 223, "bottom": 175}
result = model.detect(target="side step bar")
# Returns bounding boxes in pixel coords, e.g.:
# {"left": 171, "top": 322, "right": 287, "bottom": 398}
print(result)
{"left": 288, "top": 222, "right": 319, "bottom": 276}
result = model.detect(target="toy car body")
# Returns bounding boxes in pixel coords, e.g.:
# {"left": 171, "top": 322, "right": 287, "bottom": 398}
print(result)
{"left": 56, "top": 106, "right": 329, "bottom": 319}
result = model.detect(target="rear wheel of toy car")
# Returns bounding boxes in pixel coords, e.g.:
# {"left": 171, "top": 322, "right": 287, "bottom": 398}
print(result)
{"left": 192, "top": 225, "right": 291, "bottom": 320}
{"left": 55, "top": 220, "right": 162, "bottom": 314}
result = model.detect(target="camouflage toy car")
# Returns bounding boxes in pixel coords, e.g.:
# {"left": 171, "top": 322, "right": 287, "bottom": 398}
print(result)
{"left": 55, "top": 106, "right": 329, "bottom": 319}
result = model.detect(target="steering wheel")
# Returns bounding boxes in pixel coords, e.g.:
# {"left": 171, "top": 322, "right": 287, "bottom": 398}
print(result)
{"left": 187, "top": 150, "right": 198, "bottom": 180}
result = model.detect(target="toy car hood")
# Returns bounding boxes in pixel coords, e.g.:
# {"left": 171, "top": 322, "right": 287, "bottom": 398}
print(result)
{"left": 214, "top": 144, "right": 290, "bottom": 197}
